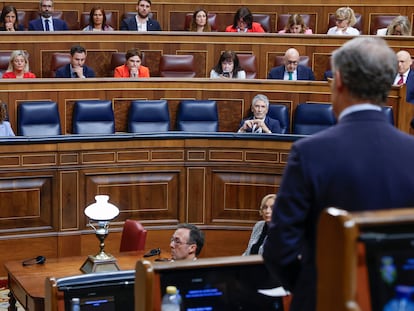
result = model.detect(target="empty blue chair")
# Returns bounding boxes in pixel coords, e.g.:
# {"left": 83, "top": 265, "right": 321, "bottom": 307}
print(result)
{"left": 72, "top": 100, "right": 115, "bottom": 134}
{"left": 18, "top": 101, "right": 61, "bottom": 136}
{"left": 293, "top": 103, "right": 336, "bottom": 135}
{"left": 382, "top": 106, "right": 394, "bottom": 125}
{"left": 268, "top": 104, "right": 290, "bottom": 134}
{"left": 128, "top": 100, "right": 170, "bottom": 133}
{"left": 177, "top": 100, "right": 218, "bottom": 132}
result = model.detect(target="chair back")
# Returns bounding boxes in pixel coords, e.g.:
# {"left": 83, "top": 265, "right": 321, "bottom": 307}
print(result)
{"left": 18, "top": 101, "right": 62, "bottom": 136}
{"left": 382, "top": 106, "right": 394, "bottom": 125}
{"left": 252, "top": 13, "right": 271, "bottom": 32}
{"left": 237, "top": 54, "right": 257, "bottom": 79}
{"left": 159, "top": 55, "right": 196, "bottom": 78}
{"left": 184, "top": 13, "right": 218, "bottom": 31}
{"left": 177, "top": 100, "right": 218, "bottom": 132}
{"left": 120, "top": 219, "right": 148, "bottom": 252}
{"left": 328, "top": 12, "right": 363, "bottom": 33}
{"left": 369, "top": 14, "right": 405, "bottom": 35}
{"left": 268, "top": 104, "right": 290, "bottom": 134}
{"left": 0, "top": 51, "right": 10, "bottom": 78}
{"left": 128, "top": 100, "right": 170, "bottom": 133}
{"left": 293, "top": 103, "right": 336, "bottom": 135}
{"left": 50, "top": 53, "right": 71, "bottom": 78}
{"left": 72, "top": 100, "right": 115, "bottom": 134}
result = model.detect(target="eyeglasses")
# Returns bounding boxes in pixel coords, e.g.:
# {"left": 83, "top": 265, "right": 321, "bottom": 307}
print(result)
{"left": 170, "top": 237, "right": 193, "bottom": 246}
{"left": 286, "top": 61, "right": 298, "bottom": 65}
{"left": 41, "top": 5, "right": 53, "bottom": 8}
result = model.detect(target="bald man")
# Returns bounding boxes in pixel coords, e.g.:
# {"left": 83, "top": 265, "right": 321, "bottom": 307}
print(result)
{"left": 393, "top": 50, "right": 413, "bottom": 85}
{"left": 268, "top": 48, "right": 315, "bottom": 80}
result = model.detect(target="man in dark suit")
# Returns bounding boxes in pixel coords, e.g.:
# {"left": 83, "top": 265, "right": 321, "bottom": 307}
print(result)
{"left": 238, "top": 94, "right": 281, "bottom": 134}
{"left": 268, "top": 48, "right": 315, "bottom": 80}
{"left": 120, "top": 0, "right": 161, "bottom": 31}
{"left": 55, "top": 45, "right": 95, "bottom": 78}
{"left": 263, "top": 37, "right": 414, "bottom": 311}
{"left": 28, "top": 0, "right": 68, "bottom": 31}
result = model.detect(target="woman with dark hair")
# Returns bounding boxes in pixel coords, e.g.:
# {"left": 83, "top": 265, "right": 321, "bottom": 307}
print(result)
{"left": 114, "top": 48, "right": 149, "bottom": 78}
{"left": 225, "top": 7, "right": 264, "bottom": 33}
{"left": 189, "top": 8, "right": 211, "bottom": 32}
{"left": 82, "top": 6, "right": 113, "bottom": 31}
{"left": 0, "top": 5, "right": 23, "bottom": 31}
{"left": 0, "top": 101, "right": 14, "bottom": 136}
{"left": 210, "top": 50, "right": 246, "bottom": 79}
{"left": 278, "top": 14, "right": 313, "bottom": 34}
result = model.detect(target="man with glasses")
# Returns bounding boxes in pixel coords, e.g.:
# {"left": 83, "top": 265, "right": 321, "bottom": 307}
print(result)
{"left": 29, "top": 0, "right": 68, "bottom": 31}
{"left": 120, "top": 0, "right": 161, "bottom": 31}
{"left": 170, "top": 223, "right": 204, "bottom": 261}
{"left": 267, "top": 48, "right": 315, "bottom": 81}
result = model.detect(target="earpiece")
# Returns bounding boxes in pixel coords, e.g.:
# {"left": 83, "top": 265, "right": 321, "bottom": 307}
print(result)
{"left": 22, "top": 255, "right": 46, "bottom": 266}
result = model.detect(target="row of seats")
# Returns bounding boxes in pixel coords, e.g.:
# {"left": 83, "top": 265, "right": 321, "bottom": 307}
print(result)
{"left": 15, "top": 99, "right": 395, "bottom": 136}
{"left": 0, "top": 51, "right": 304, "bottom": 79}
{"left": 15, "top": 9, "right": 412, "bottom": 35}
{"left": 17, "top": 99, "right": 219, "bottom": 136}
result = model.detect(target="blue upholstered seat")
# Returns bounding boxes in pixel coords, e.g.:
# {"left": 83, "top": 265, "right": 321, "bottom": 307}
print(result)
{"left": 293, "top": 103, "right": 336, "bottom": 135}
{"left": 268, "top": 104, "right": 290, "bottom": 134}
{"left": 128, "top": 100, "right": 170, "bottom": 133}
{"left": 382, "top": 106, "right": 394, "bottom": 125}
{"left": 72, "top": 100, "right": 115, "bottom": 134}
{"left": 18, "top": 101, "right": 61, "bottom": 136}
{"left": 177, "top": 100, "right": 218, "bottom": 132}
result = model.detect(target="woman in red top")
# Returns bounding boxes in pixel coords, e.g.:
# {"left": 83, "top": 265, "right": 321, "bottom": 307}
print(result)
{"left": 2, "top": 50, "right": 36, "bottom": 79}
{"left": 114, "top": 48, "right": 150, "bottom": 78}
{"left": 225, "top": 7, "right": 264, "bottom": 33}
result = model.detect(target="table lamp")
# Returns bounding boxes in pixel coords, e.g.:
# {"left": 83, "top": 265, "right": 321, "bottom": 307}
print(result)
{"left": 80, "top": 195, "right": 120, "bottom": 273}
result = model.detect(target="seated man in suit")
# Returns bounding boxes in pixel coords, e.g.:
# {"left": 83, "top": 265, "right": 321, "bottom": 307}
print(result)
{"left": 29, "top": 0, "right": 68, "bottom": 31}
{"left": 120, "top": 0, "right": 161, "bottom": 31}
{"left": 393, "top": 50, "right": 414, "bottom": 104}
{"left": 55, "top": 45, "right": 95, "bottom": 78}
{"left": 170, "top": 223, "right": 204, "bottom": 261}
{"left": 238, "top": 94, "right": 281, "bottom": 134}
{"left": 268, "top": 48, "right": 315, "bottom": 81}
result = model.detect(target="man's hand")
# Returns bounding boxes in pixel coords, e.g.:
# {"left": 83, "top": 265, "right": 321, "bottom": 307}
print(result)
{"left": 73, "top": 66, "right": 85, "bottom": 78}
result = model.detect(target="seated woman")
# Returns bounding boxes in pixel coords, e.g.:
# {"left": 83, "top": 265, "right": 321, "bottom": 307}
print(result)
{"left": 188, "top": 8, "right": 211, "bottom": 32}
{"left": 243, "top": 194, "right": 276, "bottom": 255}
{"left": 114, "top": 48, "right": 150, "bottom": 78}
{"left": 327, "top": 7, "right": 360, "bottom": 35}
{"left": 0, "top": 5, "right": 24, "bottom": 31}
{"left": 210, "top": 50, "right": 246, "bottom": 79}
{"left": 2, "top": 50, "right": 36, "bottom": 79}
{"left": 0, "top": 101, "right": 14, "bottom": 136}
{"left": 278, "top": 14, "right": 312, "bottom": 34}
{"left": 376, "top": 15, "right": 411, "bottom": 36}
{"left": 225, "top": 7, "right": 264, "bottom": 33}
{"left": 82, "top": 6, "right": 114, "bottom": 31}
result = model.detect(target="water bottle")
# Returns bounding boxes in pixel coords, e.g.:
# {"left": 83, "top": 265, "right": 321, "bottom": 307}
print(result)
{"left": 71, "top": 298, "right": 80, "bottom": 311}
{"left": 161, "top": 286, "right": 182, "bottom": 311}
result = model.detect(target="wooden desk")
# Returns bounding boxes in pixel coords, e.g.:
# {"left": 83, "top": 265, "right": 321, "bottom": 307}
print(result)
{"left": 4, "top": 251, "right": 145, "bottom": 311}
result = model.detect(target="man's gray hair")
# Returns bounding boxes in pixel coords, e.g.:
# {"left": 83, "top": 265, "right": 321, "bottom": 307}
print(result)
{"left": 252, "top": 94, "right": 269, "bottom": 108}
{"left": 331, "top": 36, "right": 397, "bottom": 105}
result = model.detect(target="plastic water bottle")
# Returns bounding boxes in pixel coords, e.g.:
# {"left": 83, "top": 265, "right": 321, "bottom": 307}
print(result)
{"left": 161, "top": 286, "right": 182, "bottom": 311}
{"left": 71, "top": 298, "right": 80, "bottom": 311}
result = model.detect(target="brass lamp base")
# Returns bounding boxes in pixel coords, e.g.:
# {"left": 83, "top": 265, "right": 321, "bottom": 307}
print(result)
{"left": 80, "top": 254, "right": 120, "bottom": 274}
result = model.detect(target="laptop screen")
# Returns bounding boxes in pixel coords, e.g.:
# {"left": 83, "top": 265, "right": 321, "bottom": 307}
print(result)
{"left": 159, "top": 261, "right": 284, "bottom": 311}
{"left": 360, "top": 232, "right": 414, "bottom": 311}
{"left": 58, "top": 270, "right": 135, "bottom": 311}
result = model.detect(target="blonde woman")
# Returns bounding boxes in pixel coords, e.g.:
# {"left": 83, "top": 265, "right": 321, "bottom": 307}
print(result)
{"left": 2, "top": 50, "right": 36, "bottom": 79}
{"left": 243, "top": 194, "right": 276, "bottom": 256}
{"left": 327, "top": 7, "right": 360, "bottom": 35}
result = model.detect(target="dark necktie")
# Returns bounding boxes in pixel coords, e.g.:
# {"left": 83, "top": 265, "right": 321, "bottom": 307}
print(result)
{"left": 397, "top": 74, "right": 404, "bottom": 85}
{"left": 45, "top": 19, "right": 50, "bottom": 31}
{"left": 288, "top": 72, "right": 293, "bottom": 80}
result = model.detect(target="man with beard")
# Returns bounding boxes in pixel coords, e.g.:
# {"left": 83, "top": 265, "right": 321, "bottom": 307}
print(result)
{"left": 120, "top": 0, "right": 162, "bottom": 31}
{"left": 29, "top": 0, "right": 68, "bottom": 31}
